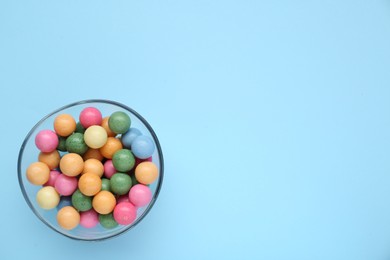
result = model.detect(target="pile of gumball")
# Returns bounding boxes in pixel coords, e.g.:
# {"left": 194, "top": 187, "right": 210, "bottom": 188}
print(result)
{"left": 26, "top": 107, "right": 159, "bottom": 230}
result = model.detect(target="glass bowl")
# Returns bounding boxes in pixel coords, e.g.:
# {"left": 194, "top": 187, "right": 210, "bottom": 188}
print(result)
{"left": 18, "top": 99, "right": 164, "bottom": 241}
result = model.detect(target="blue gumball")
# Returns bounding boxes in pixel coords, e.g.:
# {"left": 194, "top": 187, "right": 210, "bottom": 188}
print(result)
{"left": 121, "top": 128, "right": 142, "bottom": 148}
{"left": 57, "top": 196, "right": 72, "bottom": 209}
{"left": 131, "top": 135, "right": 155, "bottom": 159}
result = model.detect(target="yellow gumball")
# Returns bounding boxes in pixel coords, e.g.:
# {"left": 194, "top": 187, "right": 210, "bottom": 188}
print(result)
{"left": 84, "top": 126, "right": 108, "bottom": 149}
{"left": 36, "top": 186, "right": 60, "bottom": 210}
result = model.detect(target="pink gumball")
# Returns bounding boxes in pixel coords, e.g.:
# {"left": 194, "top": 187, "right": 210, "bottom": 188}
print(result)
{"left": 80, "top": 209, "right": 99, "bottom": 228}
{"left": 104, "top": 160, "right": 116, "bottom": 178}
{"left": 44, "top": 170, "right": 60, "bottom": 187}
{"left": 113, "top": 202, "right": 137, "bottom": 225}
{"left": 79, "top": 107, "right": 102, "bottom": 128}
{"left": 117, "top": 195, "right": 130, "bottom": 204}
{"left": 129, "top": 184, "right": 152, "bottom": 207}
{"left": 35, "top": 130, "right": 59, "bottom": 152}
{"left": 54, "top": 174, "right": 78, "bottom": 196}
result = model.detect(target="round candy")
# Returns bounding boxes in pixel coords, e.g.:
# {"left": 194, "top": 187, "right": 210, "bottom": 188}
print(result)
{"left": 92, "top": 190, "right": 116, "bottom": 214}
{"left": 83, "top": 158, "right": 104, "bottom": 177}
{"left": 35, "top": 130, "right": 59, "bottom": 153}
{"left": 43, "top": 170, "right": 60, "bottom": 187}
{"left": 112, "top": 149, "right": 135, "bottom": 172}
{"left": 79, "top": 107, "right": 102, "bottom": 128}
{"left": 101, "top": 116, "right": 116, "bottom": 137}
{"left": 131, "top": 135, "right": 155, "bottom": 159}
{"left": 110, "top": 173, "right": 132, "bottom": 195}
{"left": 72, "top": 189, "right": 92, "bottom": 212}
{"left": 99, "top": 213, "right": 118, "bottom": 229}
{"left": 59, "top": 153, "right": 84, "bottom": 177}
{"left": 108, "top": 111, "right": 131, "bottom": 134}
{"left": 84, "top": 125, "right": 107, "bottom": 149}
{"left": 130, "top": 173, "right": 139, "bottom": 187}
{"left": 103, "top": 160, "right": 116, "bottom": 178}
{"left": 99, "top": 137, "right": 122, "bottom": 159}
{"left": 117, "top": 195, "right": 130, "bottom": 204}
{"left": 54, "top": 114, "right": 76, "bottom": 137}
{"left": 101, "top": 178, "right": 111, "bottom": 191}
{"left": 78, "top": 172, "right": 102, "bottom": 196}
{"left": 38, "top": 150, "right": 60, "bottom": 170}
{"left": 113, "top": 202, "right": 137, "bottom": 225}
{"left": 57, "top": 136, "right": 67, "bottom": 152}
{"left": 75, "top": 122, "right": 86, "bottom": 134}
{"left": 54, "top": 174, "right": 78, "bottom": 196}
{"left": 36, "top": 186, "right": 60, "bottom": 210}
{"left": 121, "top": 128, "right": 141, "bottom": 148}
{"left": 80, "top": 209, "right": 99, "bottom": 228}
{"left": 65, "top": 133, "right": 88, "bottom": 155}
{"left": 135, "top": 162, "right": 159, "bottom": 185}
{"left": 83, "top": 148, "right": 104, "bottom": 161}
{"left": 129, "top": 184, "right": 152, "bottom": 207}
{"left": 57, "top": 206, "right": 80, "bottom": 230}
{"left": 26, "top": 162, "right": 50, "bottom": 185}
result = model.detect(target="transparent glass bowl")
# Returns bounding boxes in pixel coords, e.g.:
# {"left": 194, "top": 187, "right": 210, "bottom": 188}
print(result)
{"left": 18, "top": 99, "right": 164, "bottom": 241}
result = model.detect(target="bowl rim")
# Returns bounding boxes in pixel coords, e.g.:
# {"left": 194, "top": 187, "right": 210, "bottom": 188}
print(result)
{"left": 17, "top": 99, "right": 164, "bottom": 241}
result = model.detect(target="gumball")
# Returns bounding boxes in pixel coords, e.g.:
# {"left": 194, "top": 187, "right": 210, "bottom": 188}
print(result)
{"left": 79, "top": 107, "right": 102, "bottom": 128}
{"left": 108, "top": 111, "right": 131, "bottom": 134}
{"left": 36, "top": 186, "right": 60, "bottom": 210}
{"left": 101, "top": 178, "right": 111, "bottom": 191}
{"left": 99, "top": 137, "right": 122, "bottom": 159}
{"left": 75, "top": 122, "right": 86, "bottom": 134}
{"left": 82, "top": 159, "right": 104, "bottom": 177}
{"left": 78, "top": 172, "right": 102, "bottom": 196}
{"left": 112, "top": 149, "right": 135, "bottom": 172}
{"left": 101, "top": 116, "right": 116, "bottom": 137}
{"left": 99, "top": 213, "right": 118, "bottom": 229}
{"left": 38, "top": 150, "right": 60, "bottom": 170}
{"left": 117, "top": 195, "right": 130, "bottom": 204}
{"left": 129, "top": 184, "right": 152, "bottom": 207}
{"left": 66, "top": 133, "right": 88, "bottom": 155}
{"left": 113, "top": 202, "right": 137, "bottom": 225}
{"left": 83, "top": 148, "right": 104, "bottom": 161}
{"left": 84, "top": 125, "right": 107, "bottom": 149}
{"left": 131, "top": 135, "right": 155, "bottom": 159}
{"left": 72, "top": 189, "right": 92, "bottom": 212}
{"left": 57, "top": 206, "right": 80, "bottom": 230}
{"left": 121, "top": 128, "right": 141, "bottom": 148}
{"left": 54, "top": 174, "right": 78, "bottom": 196}
{"left": 26, "top": 162, "right": 50, "bottom": 185}
{"left": 92, "top": 191, "right": 116, "bottom": 214}
{"left": 129, "top": 173, "right": 139, "bottom": 187}
{"left": 59, "top": 153, "right": 84, "bottom": 177}
{"left": 103, "top": 160, "right": 116, "bottom": 178}
{"left": 35, "top": 130, "right": 58, "bottom": 153}
{"left": 110, "top": 173, "right": 132, "bottom": 195}
{"left": 80, "top": 209, "right": 99, "bottom": 228}
{"left": 54, "top": 114, "right": 76, "bottom": 137}
{"left": 135, "top": 162, "right": 159, "bottom": 185}
{"left": 57, "top": 136, "right": 67, "bottom": 152}
{"left": 43, "top": 170, "right": 60, "bottom": 187}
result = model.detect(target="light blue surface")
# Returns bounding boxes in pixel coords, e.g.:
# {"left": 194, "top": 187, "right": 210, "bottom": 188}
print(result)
{"left": 1, "top": 0, "right": 390, "bottom": 259}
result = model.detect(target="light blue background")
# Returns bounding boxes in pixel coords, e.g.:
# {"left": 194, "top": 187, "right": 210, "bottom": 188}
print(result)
{"left": 1, "top": 1, "right": 390, "bottom": 259}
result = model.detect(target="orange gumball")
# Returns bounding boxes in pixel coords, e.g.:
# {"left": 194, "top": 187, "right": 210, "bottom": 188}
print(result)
{"left": 38, "top": 150, "right": 60, "bottom": 170}
{"left": 57, "top": 206, "right": 80, "bottom": 230}
{"left": 99, "top": 137, "right": 123, "bottom": 159}
{"left": 54, "top": 114, "right": 76, "bottom": 137}
{"left": 101, "top": 116, "right": 116, "bottom": 137}
{"left": 135, "top": 162, "right": 159, "bottom": 185}
{"left": 78, "top": 172, "right": 102, "bottom": 196}
{"left": 92, "top": 191, "right": 116, "bottom": 214}
{"left": 82, "top": 159, "right": 104, "bottom": 177}
{"left": 26, "top": 162, "right": 50, "bottom": 185}
{"left": 83, "top": 148, "right": 104, "bottom": 161}
{"left": 60, "top": 153, "right": 84, "bottom": 177}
